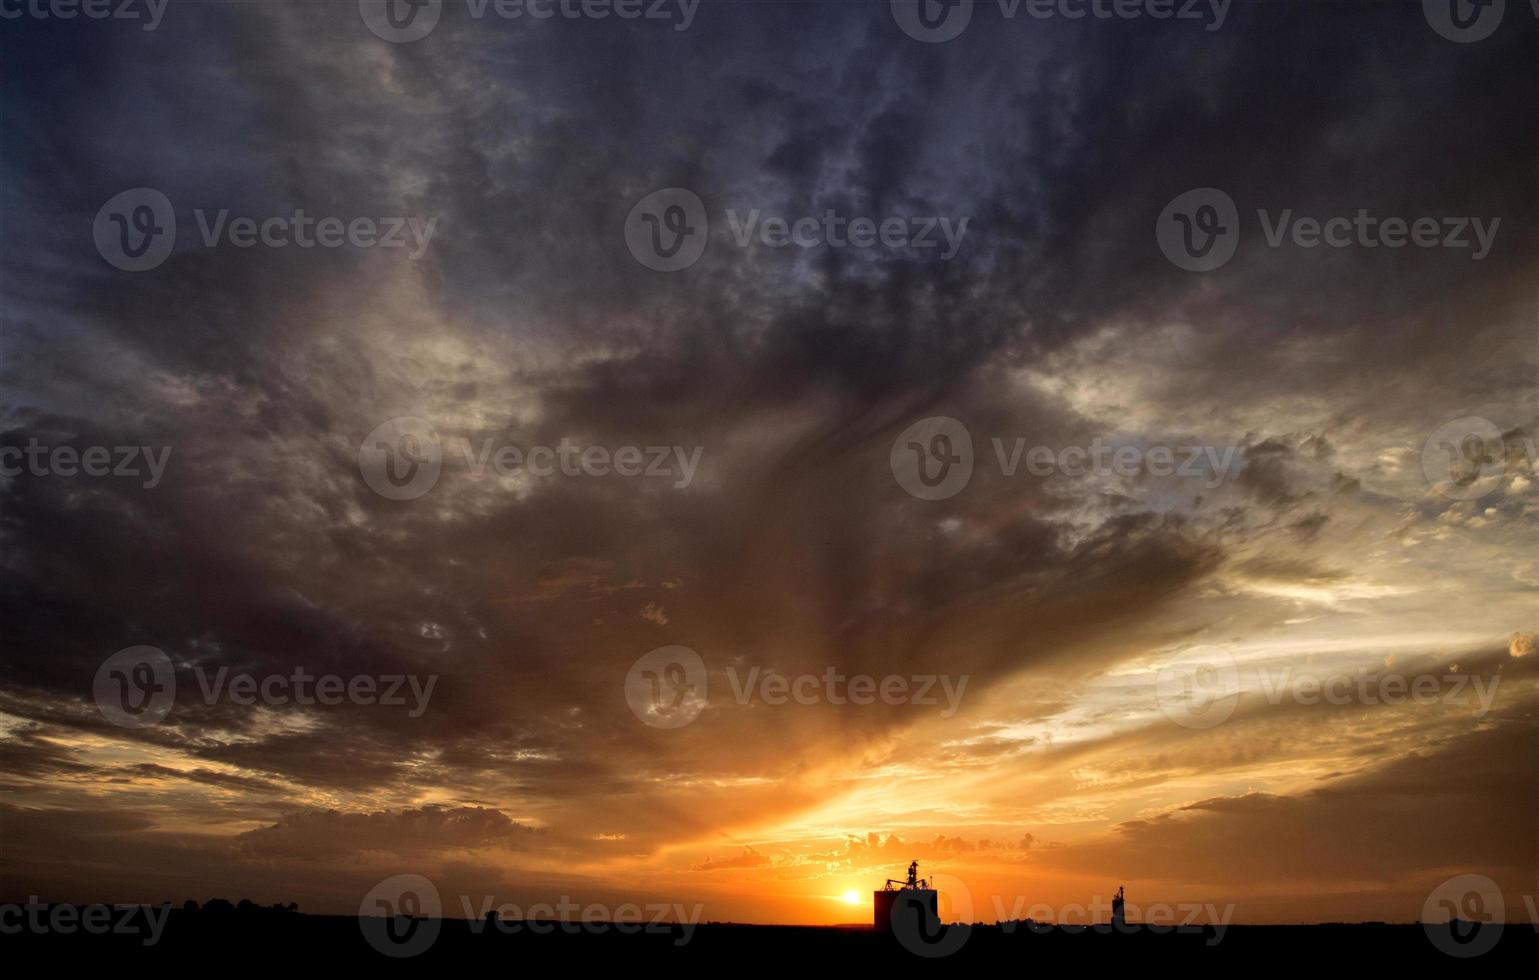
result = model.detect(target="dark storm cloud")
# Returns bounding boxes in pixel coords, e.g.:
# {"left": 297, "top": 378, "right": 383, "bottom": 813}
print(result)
{"left": 1, "top": 1, "right": 1535, "bottom": 912}
{"left": 0, "top": 721, "right": 97, "bottom": 786}
{"left": 1034, "top": 718, "right": 1539, "bottom": 899}
{"left": 123, "top": 762, "right": 284, "bottom": 794}
{"left": 237, "top": 805, "right": 536, "bottom": 857}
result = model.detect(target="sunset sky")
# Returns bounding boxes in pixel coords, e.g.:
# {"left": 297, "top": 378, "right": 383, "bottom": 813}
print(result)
{"left": 1, "top": 2, "right": 1536, "bottom": 926}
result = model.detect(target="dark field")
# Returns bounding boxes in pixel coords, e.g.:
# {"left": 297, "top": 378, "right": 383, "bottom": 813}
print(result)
{"left": 8, "top": 908, "right": 1534, "bottom": 970}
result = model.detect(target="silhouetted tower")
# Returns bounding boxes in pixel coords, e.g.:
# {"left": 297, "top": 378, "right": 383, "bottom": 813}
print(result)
{"left": 1112, "top": 885, "right": 1126, "bottom": 928}
{"left": 874, "top": 860, "right": 939, "bottom": 932}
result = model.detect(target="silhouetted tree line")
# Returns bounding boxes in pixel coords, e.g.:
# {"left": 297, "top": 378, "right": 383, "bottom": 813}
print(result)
{"left": 176, "top": 899, "right": 299, "bottom": 914}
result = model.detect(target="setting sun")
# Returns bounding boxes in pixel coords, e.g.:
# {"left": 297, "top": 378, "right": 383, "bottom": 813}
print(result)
{"left": 841, "top": 890, "right": 862, "bottom": 906}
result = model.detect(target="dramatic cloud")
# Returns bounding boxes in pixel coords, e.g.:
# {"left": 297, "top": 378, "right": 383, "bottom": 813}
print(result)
{"left": 1, "top": 2, "right": 1534, "bottom": 924}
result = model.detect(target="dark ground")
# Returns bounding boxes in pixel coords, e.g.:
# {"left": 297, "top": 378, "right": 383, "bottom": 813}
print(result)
{"left": 7, "top": 908, "right": 1534, "bottom": 969}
